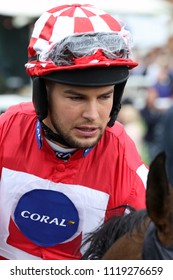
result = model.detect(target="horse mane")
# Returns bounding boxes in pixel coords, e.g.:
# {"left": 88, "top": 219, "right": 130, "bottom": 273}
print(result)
{"left": 81, "top": 206, "right": 148, "bottom": 260}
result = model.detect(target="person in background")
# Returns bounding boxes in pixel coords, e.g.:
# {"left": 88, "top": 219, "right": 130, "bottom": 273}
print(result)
{"left": 118, "top": 98, "right": 145, "bottom": 157}
{"left": 140, "top": 87, "right": 162, "bottom": 163}
{"left": 0, "top": 3, "right": 148, "bottom": 260}
{"left": 157, "top": 105, "right": 173, "bottom": 186}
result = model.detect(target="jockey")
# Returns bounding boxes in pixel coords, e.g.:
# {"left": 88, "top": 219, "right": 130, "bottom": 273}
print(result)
{"left": 0, "top": 3, "right": 148, "bottom": 260}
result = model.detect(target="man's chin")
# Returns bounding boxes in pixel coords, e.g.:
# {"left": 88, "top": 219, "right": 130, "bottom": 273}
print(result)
{"left": 72, "top": 136, "right": 101, "bottom": 149}
{"left": 60, "top": 131, "right": 103, "bottom": 148}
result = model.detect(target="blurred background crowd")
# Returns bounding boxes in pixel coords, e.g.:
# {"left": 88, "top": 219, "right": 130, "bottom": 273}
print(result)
{"left": 1, "top": 0, "right": 173, "bottom": 167}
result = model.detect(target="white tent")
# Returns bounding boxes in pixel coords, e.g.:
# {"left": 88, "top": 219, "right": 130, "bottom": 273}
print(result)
{"left": 0, "top": 0, "right": 172, "bottom": 17}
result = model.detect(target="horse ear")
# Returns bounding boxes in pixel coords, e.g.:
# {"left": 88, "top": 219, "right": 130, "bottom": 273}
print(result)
{"left": 146, "top": 151, "right": 170, "bottom": 227}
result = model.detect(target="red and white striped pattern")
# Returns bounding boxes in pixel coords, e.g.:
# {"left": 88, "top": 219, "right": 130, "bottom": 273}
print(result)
{"left": 28, "top": 4, "right": 121, "bottom": 58}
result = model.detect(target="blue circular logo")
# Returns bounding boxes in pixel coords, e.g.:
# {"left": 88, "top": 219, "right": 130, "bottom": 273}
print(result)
{"left": 14, "top": 189, "right": 79, "bottom": 246}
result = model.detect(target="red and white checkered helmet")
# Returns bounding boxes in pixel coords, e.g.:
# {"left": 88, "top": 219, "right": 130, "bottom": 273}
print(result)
{"left": 27, "top": 3, "right": 138, "bottom": 128}
{"left": 26, "top": 3, "right": 137, "bottom": 77}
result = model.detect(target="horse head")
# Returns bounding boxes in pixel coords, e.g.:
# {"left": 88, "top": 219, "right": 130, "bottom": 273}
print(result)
{"left": 146, "top": 151, "right": 173, "bottom": 246}
{"left": 82, "top": 152, "right": 173, "bottom": 260}
{"left": 102, "top": 152, "right": 173, "bottom": 259}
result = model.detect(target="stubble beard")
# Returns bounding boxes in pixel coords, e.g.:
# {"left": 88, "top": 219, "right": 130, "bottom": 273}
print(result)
{"left": 51, "top": 117, "right": 104, "bottom": 149}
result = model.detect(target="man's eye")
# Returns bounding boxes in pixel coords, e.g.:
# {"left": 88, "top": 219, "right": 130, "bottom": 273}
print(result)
{"left": 69, "top": 96, "right": 83, "bottom": 100}
{"left": 100, "top": 95, "right": 111, "bottom": 100}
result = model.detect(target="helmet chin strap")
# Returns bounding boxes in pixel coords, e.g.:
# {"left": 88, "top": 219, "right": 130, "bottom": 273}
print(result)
{"left": 41, "top": 121, "right": 73, "bottom": 148}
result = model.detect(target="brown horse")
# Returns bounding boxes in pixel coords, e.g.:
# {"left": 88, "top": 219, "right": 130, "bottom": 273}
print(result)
{"left": 81, "top": 152, "right": 173, "bottom": 260}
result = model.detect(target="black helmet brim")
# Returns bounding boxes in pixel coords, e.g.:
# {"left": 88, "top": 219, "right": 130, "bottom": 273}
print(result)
{"left": 43, "top": 66, "right": 129, "bottom": 87}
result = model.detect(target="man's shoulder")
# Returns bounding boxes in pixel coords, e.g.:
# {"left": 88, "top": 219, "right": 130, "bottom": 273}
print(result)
{"left": 105, "top": 121, "right": 125, "bottom": 138}
{"left": 0, "top": 102, "right": 35, "bottom": 121}
{"left": 0, "top": 102, "right": 36, "bottom": 125}
{"left": 100, "top": 121, "right": 128, "bottom": 150}
{"left": 103, "top": 121, "right": 147, "bottom": 170}
{"left": 5, "top": 101, "right": 34, "bottom": 114}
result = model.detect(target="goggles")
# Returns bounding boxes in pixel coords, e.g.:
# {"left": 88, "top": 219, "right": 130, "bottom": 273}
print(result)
{"left": 39, "top": 32, "right": 131, "bottom": 66}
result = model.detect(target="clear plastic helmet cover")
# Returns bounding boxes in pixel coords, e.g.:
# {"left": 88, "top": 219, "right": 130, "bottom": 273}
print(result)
{"left": 39, "top": 30, "right": 132, "bottom": 66}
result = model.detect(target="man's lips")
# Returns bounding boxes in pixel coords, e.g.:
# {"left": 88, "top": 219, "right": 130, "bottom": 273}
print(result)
{"left": 74, "top": 126, "right": 99, "bottom": 137}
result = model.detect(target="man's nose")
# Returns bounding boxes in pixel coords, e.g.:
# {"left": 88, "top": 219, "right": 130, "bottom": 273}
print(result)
{"left": 82, "top": 101, "right": 99, "bottom": 121}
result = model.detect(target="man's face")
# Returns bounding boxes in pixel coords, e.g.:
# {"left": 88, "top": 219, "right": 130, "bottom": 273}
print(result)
{"left": 45, "top": 82, "right": 114, "bottom": 148}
